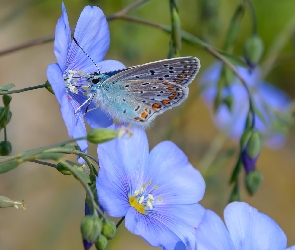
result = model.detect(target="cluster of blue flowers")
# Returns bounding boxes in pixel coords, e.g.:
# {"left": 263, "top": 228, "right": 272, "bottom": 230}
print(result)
{"left": 47, "top": 4, "right": 294, "bottom": 250}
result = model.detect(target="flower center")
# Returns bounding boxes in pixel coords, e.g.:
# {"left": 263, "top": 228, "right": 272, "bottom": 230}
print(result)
{"left": 128, "top": 182, "right": 161, "bottom": 214}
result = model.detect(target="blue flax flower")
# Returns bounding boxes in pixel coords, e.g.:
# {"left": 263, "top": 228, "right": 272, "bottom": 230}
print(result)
{"left": 96, "top": 125, "right": 206, "bottom": 249}
{"left": 47, "top": 3, "right": 125, "bottom": 152}
{"left": 200, "top": 63, "right": 291, "bottom": 148}
{"left": 195, "top": 201, "right": 294, "bottom": 250}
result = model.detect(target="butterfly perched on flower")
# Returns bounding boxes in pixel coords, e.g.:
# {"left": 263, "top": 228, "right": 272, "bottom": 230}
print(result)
{"left": 64, "top": 56, "right": 200, "bottom": 127}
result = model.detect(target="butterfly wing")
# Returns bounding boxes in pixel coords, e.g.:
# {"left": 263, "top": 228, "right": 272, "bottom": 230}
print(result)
{"left": 95, "top": 56, "right": 200, "bottom": 126}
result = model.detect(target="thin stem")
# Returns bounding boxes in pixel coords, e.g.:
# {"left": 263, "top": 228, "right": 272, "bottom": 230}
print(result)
{"left": 0, "top": 84, "right": 46, "bottom": 95}
{"left": 0, "top": 0, "right": 150, "bottom": 57}
{"left": 116, "top": 216, "right": 125, "bottom": 229}
{"left": 59, "top": 160, "right": 106, "bottom": 219}
{"left": 108, "top": 0, "right": 149, "bottom": 20}
{"left": 245, "top": 0, "right": 257, "bottom": 34}
{"left": 4, "top": 126, "right": 7, "bottom": 142}
{"left": 31, "top": 160, "right": 57, "bottom": 168}
{"left": 206, "top": 46, "right": 255, "bottom": 128}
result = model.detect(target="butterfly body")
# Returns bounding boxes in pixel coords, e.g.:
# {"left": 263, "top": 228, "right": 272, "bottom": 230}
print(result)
{"left": 65, "top": 56, "right": 200, "bottom": 127}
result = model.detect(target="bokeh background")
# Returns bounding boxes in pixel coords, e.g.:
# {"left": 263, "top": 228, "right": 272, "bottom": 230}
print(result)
{"left": 0, "top": 0, "right": 295, "bottom": 249}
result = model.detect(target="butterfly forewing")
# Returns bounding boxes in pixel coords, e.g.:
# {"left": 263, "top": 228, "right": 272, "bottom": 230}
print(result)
{"left": 93, "top": 56, "right": 200, "bottom": 126}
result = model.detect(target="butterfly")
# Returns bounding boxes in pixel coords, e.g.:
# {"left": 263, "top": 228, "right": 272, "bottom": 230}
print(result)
{"left": 64, "top": 56, "right": 200, "bottom": 127}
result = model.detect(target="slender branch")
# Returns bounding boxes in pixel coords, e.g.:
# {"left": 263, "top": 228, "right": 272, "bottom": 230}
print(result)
{"left": 0, "top": 84, "right": 46, "bottom": 95}
{"left": 116, "top": 216, "right": 125, "bottom": 229}
{"left": 59, "top": 160, "right": 106, "bottom": 219}
{"left": 245, "top": 0, "right": 257, "bottom": 34}
{"left": 4, "top": 126, "right": 7, "bottom": 142}
{"left": 0, "top": 0, "right": 150, "bottom": 57}
{"left": 31, "top": 160, "right": 57, "bottom": 168}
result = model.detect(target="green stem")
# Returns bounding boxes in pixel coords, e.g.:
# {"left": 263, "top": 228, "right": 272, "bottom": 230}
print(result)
{"left": 116, "top": 216, "right": 125, "bottom": 229}
{"left": 0, "top": 84, "right": 46, "bottom": 95}
{"left": 4, "top": 126, "right": 7, "bottom": 142}
{"left": 245, "top": 0, "right": 257, "bottom": 34}
{"left": 32, "top": 160, "right": 57, "bottom": 168}
{"left": 58, "top": 160, "right": 106, "bottom": 219}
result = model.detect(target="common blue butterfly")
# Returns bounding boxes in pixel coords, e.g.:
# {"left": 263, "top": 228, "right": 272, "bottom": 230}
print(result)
{"left": 64, "top": 56, "right": 200, "bottom": 127}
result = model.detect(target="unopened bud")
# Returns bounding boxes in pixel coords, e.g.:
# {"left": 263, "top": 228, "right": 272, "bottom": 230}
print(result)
{"left": 45, "top": 81, "right": 54, "bottom": 94}
{"left": 0, "top": 195, "right": 25, "bottom": 209}
{"left": 223, "top": 95, "right": 233, "bottom": 111}
{"left": 0, "top": 109, "right": 12, "bottom": 129}
{"left": 2, "top": 94, "right": 12, "bottom": 107}
{"left": 95, "top": 235, "right": 108, "bottom": 250}
{"left": 87, "top": 128, "right": 118, "bottom": 144}
{"left": 245, "top": 169, "right": 263, "bottom": 195}
{"left": 0, "top": 141, "right": 12, "bottom": 156}
{"left": 81, "top": 215, "right": 102, "bottom": 243}
{"left": 244, "top": 35, "right": 264, "bottom": 68}
{"left": 101, "top": 220, "right": 116, "bottom": 240}
{"left": 241, "top": 130, "right": 262, "bottom": 174}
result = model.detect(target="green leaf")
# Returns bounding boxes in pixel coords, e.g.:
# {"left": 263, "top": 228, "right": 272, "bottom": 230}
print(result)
{"left": 0, "top": 83, "right": 15, "bottom": 91}
{"left": 0, "top": 161, "right": 19, "bottom": 174}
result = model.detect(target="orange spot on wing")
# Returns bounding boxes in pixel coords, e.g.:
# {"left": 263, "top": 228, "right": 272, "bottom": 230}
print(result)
{"left": 161, "top": 100, "right": 170, "bottom": 105}
{"left": 141, "top": 112, "right": 148, "bottom": 119}
{"left": 152, "top": 103, "right": 161, "bottom": 109}
{"left": 167, "top": 87, "right": 174, "bottom": 90}
{"left": 134, "top": 117, "right": 141, "bottom": 121}
{"left": 168, "top": 96, "right": 175, "bottom": 100}
{"left": 177, "top": 74, "right": 184, "bottom": 78}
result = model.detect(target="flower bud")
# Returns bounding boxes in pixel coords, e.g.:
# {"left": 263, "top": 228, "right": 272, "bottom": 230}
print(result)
{"left": 87, "top": 128, "right": 118, "bottom": 144}
{"left": 0, "top": 141, "right": 12, "bottom": 156}
{"left": 245, "top": 169, "right": 263, "bottom": 195}
{"left": 223, "top": 95, "right": 233, "bottom": 111}
{"left": 0, "top": 195, "right": 25, "bottom": 209}
{"left": 95, "top": 235, "right": 108, "bottom": 250}
{"left": 80, "top": 215, "right": 102, "bottom": 243}
{"left": 45, "top": 80, "right": 54, "bottom": 94}
{"left": 240, "top": 130, "right": 262, "bottom": 174}
{"left": 101, "top": 220, "right": 116, "bottom": 240}
{"left": 243, "top": 35, "right": 264, "bottom": 68}
{"left": 0, "top": 109, "right": 12, "bottom": 129}
{"left": 2, "top": 94, "right": 12, "bottom": 108}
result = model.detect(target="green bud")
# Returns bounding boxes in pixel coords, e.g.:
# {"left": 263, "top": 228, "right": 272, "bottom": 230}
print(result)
{"left": 95, "top": 235, "right": 108, "bottom": 250}
{"left": 228, "top": 183, "right": 240, "bottom": 203}
{"left": 0, "top": 109, "right": 12, "bottom": 129}
{"left": 2, "top": 94, "right": 12, "bottom": 107}
{"left": 0, "top": 195, "right": 25, "bottom": 209}
{"left": 243, "top": 35, "right": 264, "bottom": 67}
{"left": 240, "top": 129, "right": 252, "bottom": 149}
{"left": 81, "top": 215, "right": 102, "bottom": 243}
{"left": 0, "top": 161, "right": 19, "bottom": 174}
{"left": 56, "top": 163, "right": 72, "bottom": 175}
{"left": 223, "top": 95, "right": 233, "bottom": 111}
{"left": 87, "top": 128, "right": 118, "bottom": 144}
{"left": 101, "top": 220, "right": 116, "bottom": 240}
{"left": 245, "top": 169, "right": 263, "bottom": 195}
{"left": 45, "top": 81, "right": 54, "bottom": 94}
{"left": 0, "top": 141, "right": 12, "bottom": 156}
{"left": 246, "top": 130, "right": 262, "bottom": 159}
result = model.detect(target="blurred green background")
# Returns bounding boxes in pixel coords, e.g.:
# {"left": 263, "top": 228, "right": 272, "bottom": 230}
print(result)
{"left": 0, "top": 0, "right": 295, "bottom": 249}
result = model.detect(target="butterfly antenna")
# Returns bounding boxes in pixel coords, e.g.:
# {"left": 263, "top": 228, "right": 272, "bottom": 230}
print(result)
{"left": 73, "top": 37, "right": 100, "bottom": 73}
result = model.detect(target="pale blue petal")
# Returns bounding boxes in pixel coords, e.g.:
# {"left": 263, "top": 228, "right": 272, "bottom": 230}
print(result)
{"left": 147, "top": 141, "right": 205, "bottom": 204}
{"left": 47, "top": 63, "right": 87, "bottom": 152}
{"left": 96, "top": 126, "right": 149, "bottom": 216}
{"left": 54, "top": 3, "right": 71, "bottom": 71}
{"left": 287, "top": 246, "right": 295, "bottom": 250}
{"left": 224, "top": 202, "right": 287, "bottom": 250}
{"left": 195, "top": 209, "right": 235, "bottom": 250}
{"left": 98, "top": 60, "right": 126, "bottom": 73}
{"left": 125, "top": 204, "right": 205, "bottom": 249}
{"left": 66, "top": 6, "right": 110, "bottom": 72}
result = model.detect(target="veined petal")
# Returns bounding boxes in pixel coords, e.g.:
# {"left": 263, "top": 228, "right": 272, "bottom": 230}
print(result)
{"left": 224, "top": 202, "right": 287, "bottom": 250}
{"left": 85, "top": 107, "right": 113, "bottom": 128}
{"left": 66, "top": 6, "right": 110, "bottom": 72}
{"left": 54, "top": 3, "right": 71, "bottom": 71}
{"left": 195, "top": 209, "right": 235, "bottom": 250}
{"left": 125, "top": 204, "right": 205, "bottom": 249}
{"left": 47, "top": 63, "right": 88, "bottom": 152}
{"left": 147, "top": 141, "right": 205, "bottom": 204}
